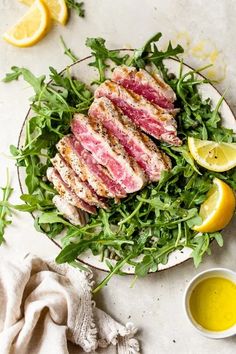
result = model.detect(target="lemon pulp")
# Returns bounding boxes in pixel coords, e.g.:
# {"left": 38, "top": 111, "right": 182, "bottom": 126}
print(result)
{"left": 188, "top": 137, "right": 236, "bottom": 172}
{"left": 189, "top": 277, "right": 236, "bottom": 331}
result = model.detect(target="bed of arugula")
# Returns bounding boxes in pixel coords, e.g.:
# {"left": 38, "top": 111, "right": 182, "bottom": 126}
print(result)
{"left": 3, "top": 33, "right": 236, "bottom": 292}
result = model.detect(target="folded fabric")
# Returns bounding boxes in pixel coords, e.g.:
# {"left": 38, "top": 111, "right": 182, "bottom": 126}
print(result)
{"left": 0, "top": 254, "right": 140, "bottom": 354}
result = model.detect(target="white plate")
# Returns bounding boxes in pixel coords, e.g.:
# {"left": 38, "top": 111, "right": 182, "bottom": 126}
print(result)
{"left": 18, "top": 50, "right": 236, "bottom": 273}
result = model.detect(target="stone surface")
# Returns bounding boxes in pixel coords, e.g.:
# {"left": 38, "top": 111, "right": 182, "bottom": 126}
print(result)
{"left": 0, "top": 1, "right": 236, "bottom": 353}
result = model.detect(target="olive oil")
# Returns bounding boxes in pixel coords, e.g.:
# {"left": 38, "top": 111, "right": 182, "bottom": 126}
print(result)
{"left": 189, "top": 277, "right": 236, "bottom": 331}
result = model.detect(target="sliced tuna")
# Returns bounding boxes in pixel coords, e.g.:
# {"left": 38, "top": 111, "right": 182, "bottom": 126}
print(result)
{"left": 53, "top": 195, "right": 88, "bottom": 226}
{"left": 57, "top": 135, "right": 126, "bottom": 199}
{"left": 51, "top": 153, "right": 107, "bottom": 209}
{"left": 46, "top": 167, "right": 96, "bottom": 214}
{"left": 89, "top": 97, "right": 171, "bottom": 181}
{"left": 95, "top": 80, "right": 181, "bottom": 146}
{"left": 112, "top": 65, "right": 176, "bottom": 109}
{"left": 71, "top": 114, "right": 147, "bottom": 193}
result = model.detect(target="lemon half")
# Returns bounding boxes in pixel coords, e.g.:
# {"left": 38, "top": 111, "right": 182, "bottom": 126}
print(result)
{"left": 188, "top": 137, "right": 236, "bottom": 172}
{"left": 194, "top": 178, "right": 235, "bottom": 233}
{"left": 3, "top": 0, "right": 51, "bottom": 47}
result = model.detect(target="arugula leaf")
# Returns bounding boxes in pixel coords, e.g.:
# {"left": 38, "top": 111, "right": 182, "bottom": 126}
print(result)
{"left": 0, "top": 170, "right": 14, "bottom": 244}
{"left": 92, "top": 255, "right": 132, "bottom": 293}
{"left": 135, "top": 254, "right": 154, "bottom": 277}
{"left": 69, "top": 260, "right": 90, "bottom": 272}
{"left": 65, "top": 0, "right": 85, "bottom": 17}
{"left": 191, "top": 233, "right": 210, "bottom": 267}
{"left": 2, "top": 66, "right": 22, "bottom": 82}
{"left": 172, "top": 146, "right": 201, "bottom": 175}
{"left": 10, "top": 204, "right": 36, "bottom": 212}
{"left": 86, "top": 37, "right": 128, "bottom": 83}
{"left": 129, "top": 32, "right": 184, "bottom": 73}
{"left": 150, "top": 41, "right": 184, "bottom": 67}
{"left": 25, "top": 164, "right": 39, "bottom": 194}
{"left": 60, "top": 36, "right": 78, "bottom": 63}
{"left": 212, "top": 232, "right": 224, "bottom": 247}
{"left": 56, "top": 237, "right": 133, "bottom": 264}
{"left": 38, "top": 211, "right": 69, "bottom": 224}
{"left": 190, "top": 232, "right": 223, "bottom": 267}
{"left": 2, "top": 67, "right": 46, "bottom": 97}
{"left": 128, "top": 32, "right": 162, "bottom": 68}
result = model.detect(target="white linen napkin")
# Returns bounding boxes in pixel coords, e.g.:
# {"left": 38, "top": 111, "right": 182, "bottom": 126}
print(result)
{"left": 0, "top": 254, "right": 140, "bottom": 354}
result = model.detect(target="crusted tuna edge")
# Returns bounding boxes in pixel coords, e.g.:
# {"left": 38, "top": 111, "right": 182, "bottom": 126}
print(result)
{"left": 112, "top": 65, "right": 176, "bottom": 108}
{"left": 95, "top": 80, "right": 182, "bottom": 146}
{"left": 57, "top": 135, "right": 126, "bottom": 199}
{"left": 89, "top": 97, "right": 171, "bottom": 181}
{"left": 51, "top": 153, "right": 107, "bottom": 209}
{"left": 53, "top": 195, "right": 88, "bottom": 226}
{"left": 71, "top": 114, "right": 147, "bottom": 193}
{"left": 46, "top": 167, "right": 96, "bottom": 214}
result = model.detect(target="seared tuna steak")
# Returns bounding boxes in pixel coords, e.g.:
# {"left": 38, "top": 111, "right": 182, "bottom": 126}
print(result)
{"left": 112, "top": 65, "right": 176, "bottom": 109}
{"left": 71, "top": 114, "right": 147, "bottom": 193}
{"left": 95, "top": 80, "right": 181, "bottom": 146}
{"left": 89, "top": 97, "right": 171, "bottom": 181}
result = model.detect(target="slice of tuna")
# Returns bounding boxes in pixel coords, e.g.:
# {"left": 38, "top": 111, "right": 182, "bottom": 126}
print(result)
{"left": 89, "top": 97, "right": 171, "bottom": 181}
{"left": 47, "top": 167, "right": 96, "bottom": 214}
{"left": 57, "top": 135, "right": 126, "bottom": 199}
{"left": 95, "top": 80, "right": 181, "bottom": 146}
{"left": 112, "top": 65, "right": 176, "bottom": 109}
{"left": 51, "top": 153, "right": 107, "bottom": 209}
{"left": 52, "top": 195, "right": 88, "bottom": 226}
{"left": 71, "top": 114, "right": 147, "bottom": 193}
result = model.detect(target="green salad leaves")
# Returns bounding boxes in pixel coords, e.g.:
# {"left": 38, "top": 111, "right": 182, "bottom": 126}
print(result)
{"left": 85, "top": 37, "right": 129, "bottom": 83}
{"left": 3, "top": 32, "right": 236, "bottom": 291}
{"left": 65, "top": 0, "right": 85, "bottom": 18}
{"left": 0, "top": 171, "right": 14, "bottom": 245}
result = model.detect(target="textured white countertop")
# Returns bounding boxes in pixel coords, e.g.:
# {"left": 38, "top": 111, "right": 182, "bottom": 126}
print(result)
{"left": 1, "top": 1, "right": 236, "bottom": 353}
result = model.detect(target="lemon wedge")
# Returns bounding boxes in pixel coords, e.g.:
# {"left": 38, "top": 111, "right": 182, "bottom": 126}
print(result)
{"left": 3, "top": 0, "right": 51, "bottom": 47}
{"left": 188, "top": 137, "right": 236, "bottom": 172}
{"left": 19, "top": 0, "right": 68, "bottom": 25}
{"left": 194, "top": 178, "right": 235, "bottom": 233}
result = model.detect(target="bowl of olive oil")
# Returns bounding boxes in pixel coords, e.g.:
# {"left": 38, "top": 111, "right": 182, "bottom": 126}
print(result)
{"left": 184, "top": 268, "right": 236, "bottom": 338}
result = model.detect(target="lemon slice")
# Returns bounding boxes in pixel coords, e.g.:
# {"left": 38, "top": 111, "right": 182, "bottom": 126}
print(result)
{"left": 19, "top": 0, "right": 68, "bottom": 25}
{"left": 194, "top": 178, "right": 235, "bottom": 232}
{"left": 188, "top": 137, "right": 236, "bottom": 172}
{"left": 3, "top": 0, "right": 51, "bottom": 47}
